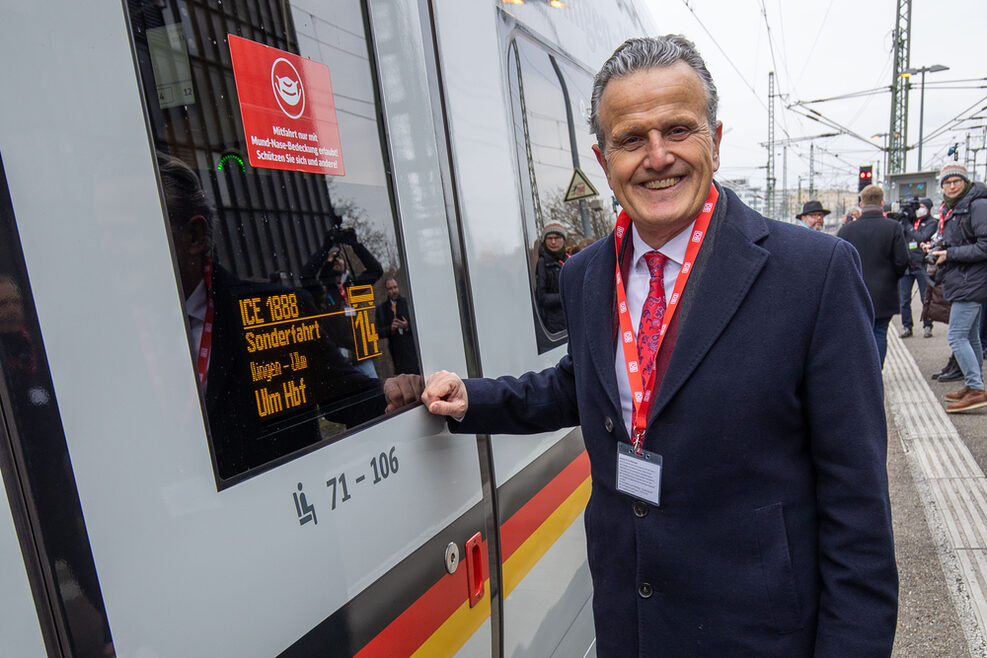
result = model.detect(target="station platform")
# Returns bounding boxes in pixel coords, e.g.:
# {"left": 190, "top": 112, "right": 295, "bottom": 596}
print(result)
{"left": 886, "top": 293, "right": 987, "bottom": 657}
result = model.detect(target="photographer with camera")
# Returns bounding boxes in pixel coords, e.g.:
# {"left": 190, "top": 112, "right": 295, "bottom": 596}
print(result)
{"left": 897, "top": 197, "right": 937, "bottom": 338}
{"left": 302, "top": 216, "right": 384, "bottom": 376}
{"left": 926, "top": 164, "right": 987, "bottom": 412}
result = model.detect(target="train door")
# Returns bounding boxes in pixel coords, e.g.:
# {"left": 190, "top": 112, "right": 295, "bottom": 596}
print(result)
{"left": 0, "top": 1, "right": 496, "bottom": 655}
{"left": 426, "top": 2, "right": 648, "bottom": 656}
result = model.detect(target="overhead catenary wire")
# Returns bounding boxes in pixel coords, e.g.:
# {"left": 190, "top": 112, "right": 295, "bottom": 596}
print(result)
{"left": 920, "top": 95, "right": 987, "bottom": 144}
{"left": 792, "top": 0, "right": 837, "bottom": 91}
{"left": 665, "top": 0, "right": 981, "bottom": 192}
{"left": 676, "top": 0, "right": 767, "bottom": 113}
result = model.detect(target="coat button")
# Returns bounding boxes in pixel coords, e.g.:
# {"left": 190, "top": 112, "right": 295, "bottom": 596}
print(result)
{"left": 638, "top": 582, "right": 653, "bottom": 598}
{"left": 633, "top": 501, "right": 649, "bottom": 517}
{"left": 604, "top": 416, "right": 614, "bottom": 433}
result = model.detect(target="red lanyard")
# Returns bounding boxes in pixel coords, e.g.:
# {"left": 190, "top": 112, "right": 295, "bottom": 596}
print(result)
{"left": 196, "top": 259, "right": 215, "bottom": 387}
{"left": 913, "top": 218, "right": 921, "bottom": 231}
{"left": 615, "top": 184, "right": 718, "bottom": 454}
{"left": 938, "top": 204, "right": 952, "bottom": 237}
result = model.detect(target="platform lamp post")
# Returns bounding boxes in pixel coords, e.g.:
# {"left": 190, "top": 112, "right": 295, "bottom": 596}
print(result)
{"left": 871, "top": 132, "right": 893, "bottom": 187}
{"left": 901, "top": 64, "right": 949, "bottom": 171}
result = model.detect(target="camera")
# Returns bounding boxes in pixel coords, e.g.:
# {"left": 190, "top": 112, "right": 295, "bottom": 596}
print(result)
{"left": 321, "top": 206, "right": 358, "bottom": 247}
{"left": 924, "top": 236, "right": 947, "bottom": 265}
{"left": 890, "top": 197, "right": 919, "bottom": 222}
{"left": 325, "top": 225, "right": 357, "bottom": 245}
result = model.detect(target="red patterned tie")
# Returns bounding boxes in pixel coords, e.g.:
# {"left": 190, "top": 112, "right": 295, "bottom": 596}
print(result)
{"left": 637, "top": 251, "right": 668, "bottom": 383}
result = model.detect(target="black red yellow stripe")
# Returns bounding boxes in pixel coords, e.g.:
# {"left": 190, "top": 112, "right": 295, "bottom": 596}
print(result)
{"left": 279, "top": 430, "right": 591, "bottom": 657}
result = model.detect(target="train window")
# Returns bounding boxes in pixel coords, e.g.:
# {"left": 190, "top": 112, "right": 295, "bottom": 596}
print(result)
{"left": 126, "top": 0, "right": 422, "bottom": 486}
{"left": 506, "top": 36, "right": 614, "bottom": 352}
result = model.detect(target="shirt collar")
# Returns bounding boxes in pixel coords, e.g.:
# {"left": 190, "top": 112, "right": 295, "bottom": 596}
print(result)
{"left": 186, "top": 278, "right": 207, "bottom": 321}
{"left": 629, "top": 218, "right": 696, "bottom": 270}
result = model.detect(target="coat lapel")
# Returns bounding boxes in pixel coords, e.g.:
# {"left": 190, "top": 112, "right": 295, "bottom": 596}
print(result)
{"left": 650, "top": 188, "right": 770, "bottom": 420}
{"left": 582, "top": 235, "right": 622, "bottom": 419}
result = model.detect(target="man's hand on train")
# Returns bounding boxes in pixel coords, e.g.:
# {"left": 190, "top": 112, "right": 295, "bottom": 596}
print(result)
{"left": 422, "top": 370, "right": 469, "bottom": 418}
{"left": 384, "top": 374, "right": 424, "bottom": 413}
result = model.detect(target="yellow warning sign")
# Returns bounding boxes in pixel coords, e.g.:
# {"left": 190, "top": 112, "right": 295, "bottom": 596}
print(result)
{"left": 563, "top": 168, "right": 599, "bottom": 202}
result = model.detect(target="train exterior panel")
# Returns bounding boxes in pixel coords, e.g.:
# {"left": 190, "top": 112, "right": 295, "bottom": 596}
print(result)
{"left": 0, "top": 1, "right": 653, "bottom": 655}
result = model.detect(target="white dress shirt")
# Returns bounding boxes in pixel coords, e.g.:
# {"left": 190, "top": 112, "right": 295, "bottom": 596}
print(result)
{"left": 614, "top": 219, "right": 696, "bottom": 437}
{"left": 186, "top": 278, "right": 209, "bottom": 385}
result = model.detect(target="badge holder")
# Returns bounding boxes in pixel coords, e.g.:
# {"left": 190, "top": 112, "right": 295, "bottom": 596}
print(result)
{"left": 616, "top": 442, "right": 662, "bottom": 507}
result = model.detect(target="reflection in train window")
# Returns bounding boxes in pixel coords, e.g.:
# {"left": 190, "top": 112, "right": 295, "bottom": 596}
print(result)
{"left": 506, "top": 36, "right": 614, "bottom": 353}
{"left": 127, "top": 0, "right": 422, "bottom": 485}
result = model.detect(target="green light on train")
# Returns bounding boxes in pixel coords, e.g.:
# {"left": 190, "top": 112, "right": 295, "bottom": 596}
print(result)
{"left": 218, "top": 153, "right": 246, "bottom": 173}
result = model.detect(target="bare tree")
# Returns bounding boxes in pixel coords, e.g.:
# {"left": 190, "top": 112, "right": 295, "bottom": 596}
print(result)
{"left": 537, "top": 188, "right": 616, "bottom": 244}
{"left": 330, "top": 189, "right": 399, "bottom": 273}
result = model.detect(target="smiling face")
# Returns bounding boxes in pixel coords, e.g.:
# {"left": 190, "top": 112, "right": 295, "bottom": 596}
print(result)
{"left": 592, "top": 62, "right": 722, "bottom": 248}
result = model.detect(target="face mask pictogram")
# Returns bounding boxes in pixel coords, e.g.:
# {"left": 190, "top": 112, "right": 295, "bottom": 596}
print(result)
{"left": 271, "top": 57, "right": 305, "bottom": 119}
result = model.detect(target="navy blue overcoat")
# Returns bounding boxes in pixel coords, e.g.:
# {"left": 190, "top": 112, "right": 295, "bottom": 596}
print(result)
{"left": 456, "top": 184, "right": 898, "bottom": 656}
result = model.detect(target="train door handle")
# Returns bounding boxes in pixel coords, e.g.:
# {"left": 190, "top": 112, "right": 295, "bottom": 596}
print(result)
{"left": 465, "top": 531, "right": 484, "bottom": 607}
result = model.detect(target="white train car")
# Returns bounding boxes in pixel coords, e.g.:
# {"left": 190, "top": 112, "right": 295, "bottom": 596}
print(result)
{"left": 0, "top": 1, "right": 654, "bottom": 655}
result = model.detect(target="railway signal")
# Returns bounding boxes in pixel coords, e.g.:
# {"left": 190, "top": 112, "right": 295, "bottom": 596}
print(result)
{"left": 858, "top": 165, "right": 873, "bottom": 192}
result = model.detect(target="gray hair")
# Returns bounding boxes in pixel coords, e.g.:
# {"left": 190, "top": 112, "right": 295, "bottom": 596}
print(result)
{"left": 157, "top": 152, "right": 216, "bottom": 256}
{"left": 590, "top": 35, "right": 719, "bottom": 152}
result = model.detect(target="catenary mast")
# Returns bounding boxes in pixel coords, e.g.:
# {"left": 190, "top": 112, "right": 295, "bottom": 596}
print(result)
{"left": 888, "top": 0, "right": 911, "bottom": 174}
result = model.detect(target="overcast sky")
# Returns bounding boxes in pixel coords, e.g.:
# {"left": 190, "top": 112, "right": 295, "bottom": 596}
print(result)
{"left": 640, "top": 0, "right": 987, "bottom": 196}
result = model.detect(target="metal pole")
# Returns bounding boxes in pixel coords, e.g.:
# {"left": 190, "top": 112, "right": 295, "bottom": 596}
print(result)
{"left": 809, "top": 143, "right": 815, "bottom": 197}
{"left": 782, "top": 146, "right": 788, "bottom": 218}
{"left": 917, "top": 69, "right": 926, "bottom": 170}
{"left": 767, "top": 72, "right": 775, "bottom": 218}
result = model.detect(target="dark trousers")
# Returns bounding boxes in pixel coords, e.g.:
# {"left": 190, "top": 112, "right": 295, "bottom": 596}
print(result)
{"left": 898, "top": 265, "right": 931, "bottom": 330}
{"left": 874, "top": 316, "right": 891, "bottom": 367}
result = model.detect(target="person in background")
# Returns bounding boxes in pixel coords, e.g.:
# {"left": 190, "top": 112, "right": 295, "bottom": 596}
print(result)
{"left": 301, "top": 226, "right": 384, "bottom": 377}
{"left": 534, "top": 221, "right": 569, "bottom": 333}
{"left": 844, "top": 207, "right": 862, "bottom": 223}
{"left": 569, "top": 236, "right": 596, "bottom": 255}
{"left": 796, "top": 200, "right": 829, "bottom": 230}
{"left": 980, "top": 302, "right": 987, "bottom": 360}
{"left": 898, "top": 198, "right": 937, "bottom": 338}
{"left": 927, "top": 163, "right": 987, "bottom": 412}
{"left": 422, "top": 35, "right": 897, "bottom": 655}
{"left": 376, "top": 276, "right": 420, "bottom": 375}
{"left": 837, "top": 184, "right": 909, "bottom": 365}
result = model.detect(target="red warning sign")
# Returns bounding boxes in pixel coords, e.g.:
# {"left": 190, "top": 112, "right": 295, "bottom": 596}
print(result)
{"left": 228, "top": 34, "right": 345, "bottom": 176}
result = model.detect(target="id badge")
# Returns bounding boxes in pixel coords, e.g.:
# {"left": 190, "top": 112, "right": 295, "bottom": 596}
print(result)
{"left": 616, "top": 442, "right": 662, "bottom": 506}
{"left": 908, "top": 241, "right": 918, "bottom": 250}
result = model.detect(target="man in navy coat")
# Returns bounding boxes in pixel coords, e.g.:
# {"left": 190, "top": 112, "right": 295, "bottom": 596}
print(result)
{"left": 423, "top": 35, "right": 897, "bottom": 656}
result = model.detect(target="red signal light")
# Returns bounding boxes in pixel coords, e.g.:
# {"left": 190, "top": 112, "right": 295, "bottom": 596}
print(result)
{"left": 858, "top": 166, "right": 873, "bottom": 191}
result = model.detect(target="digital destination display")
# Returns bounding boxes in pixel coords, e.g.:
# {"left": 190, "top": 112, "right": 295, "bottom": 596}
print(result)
{"left": 238, "top": 287, "right": 380, "bottom": 421}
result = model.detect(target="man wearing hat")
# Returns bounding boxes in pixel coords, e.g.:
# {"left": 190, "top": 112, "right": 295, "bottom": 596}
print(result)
{"left": 796, "top": 200, "right": 829, "bottom": 230}
{"left": 898, "top": 197, "right": 937, "bottom": 338}
{"left": 535, "top": 222, "right": 569, "bottom": 333}
{"left": 927, "top": 163, "right": 987, "bottom": 412}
